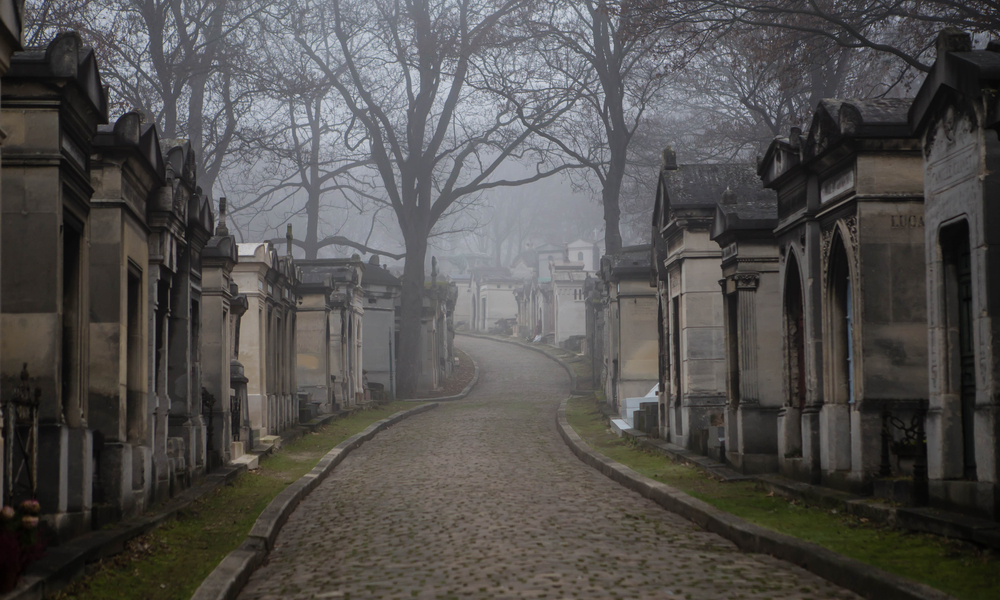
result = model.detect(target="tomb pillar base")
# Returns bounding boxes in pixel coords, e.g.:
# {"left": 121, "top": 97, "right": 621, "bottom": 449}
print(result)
{"left": 37, "top": 424, "right": 93, "bottom": 542}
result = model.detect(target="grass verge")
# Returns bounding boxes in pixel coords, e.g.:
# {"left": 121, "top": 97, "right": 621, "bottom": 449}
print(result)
{"left": 52, "top": 402, "right": 425, "bottom": 600}
{"left": 565, "top": 395, "right": 1000, "bottom": 600}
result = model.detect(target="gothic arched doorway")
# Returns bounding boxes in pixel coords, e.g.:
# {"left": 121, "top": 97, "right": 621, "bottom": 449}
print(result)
{"left": 826, "top": 232, "right": 854, "bottom": 471}
{"left": 784, "top": 254, "right": 806, "bottom": 456}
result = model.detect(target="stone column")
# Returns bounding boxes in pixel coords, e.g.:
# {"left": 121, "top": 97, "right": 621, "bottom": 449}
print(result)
{"left": 241, "top": 293, "right": 266, "bottom": 444}
{"left": 167, "top": 244, "right": 195, "bottom": 477}
{"left": 736, "top": 275, "right": 760, "bottom": 403}
{"left": 201, "top": 204, "right": 236, "bottom": 468}
{"left": 149, "top": 272, "right": 172, "bottom": 503}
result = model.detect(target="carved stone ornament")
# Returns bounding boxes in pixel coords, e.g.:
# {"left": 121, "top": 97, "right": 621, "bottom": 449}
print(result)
{"left": 820, "top": 226, "right": 835, "bottom": 287}
{"left": 732, "top": 273, "right": 760, "bottom": 290}
{"left": 845, "top": 215, "right": 860, "bottom": 293}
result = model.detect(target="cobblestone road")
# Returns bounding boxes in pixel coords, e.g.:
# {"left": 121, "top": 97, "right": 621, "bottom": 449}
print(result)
{"left": 238, "top": 336, "right": 858, "bottom": 600}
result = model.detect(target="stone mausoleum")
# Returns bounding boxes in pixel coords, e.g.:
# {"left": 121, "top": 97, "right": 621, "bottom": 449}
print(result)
{"left": 910, "top": 30, "right": 1000, "bottom": 518}
{"left": 710, "top": 177, "right": 782, "bottom": 474}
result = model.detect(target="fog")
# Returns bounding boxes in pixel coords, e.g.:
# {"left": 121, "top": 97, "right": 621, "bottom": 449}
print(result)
{"left": 24, "top": 0, "right": 994, "bottom": 393}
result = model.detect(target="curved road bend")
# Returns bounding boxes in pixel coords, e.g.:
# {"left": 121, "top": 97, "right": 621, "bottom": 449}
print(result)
{"left": 238, "top": 336, "right": 858, "bottom": 600}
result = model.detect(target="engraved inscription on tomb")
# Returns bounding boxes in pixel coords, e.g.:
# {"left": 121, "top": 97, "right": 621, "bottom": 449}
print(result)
{"left": 927, "top": 115, "right": 978, "bottom": 196}
{"left": 890, "top": 215, "right": 924, "bottom": 228}
{"left": 820, "top": 168, "right": 854, "bottom": 204}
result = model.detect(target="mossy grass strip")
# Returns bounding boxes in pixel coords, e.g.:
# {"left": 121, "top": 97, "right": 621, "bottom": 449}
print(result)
{"left": 49, "top": 402, "right": 429, "bottom": 600}
{"left": 565, "top": 395, "right": 1000, "bottom": 600}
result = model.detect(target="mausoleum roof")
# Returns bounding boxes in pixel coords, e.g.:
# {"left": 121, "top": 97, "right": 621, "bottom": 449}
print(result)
{"left": 297, "top": 258, "right": 364, "bottom": 285}
{"left": 910, "top": 30, "right": 1000, "bottom": 133}
{"left": 7, "top": 32, "right": 108, "bottom": 123}
{"left": 661, "top": 163, "right": 762, "bottom": 208}
{"left": 804, "top": 98, "right": 913, "bottom": 160}
{"left": 602, "top": 245, "right": 651, "bottom": 281}
{"left": 654, "top": 160, "right": 765, "bottom": 239}
{"left": 94, "top": 112, "right": 166, "bottom": 182}
{"left": 361, "top": 264, "right": 401, "bottom": 287}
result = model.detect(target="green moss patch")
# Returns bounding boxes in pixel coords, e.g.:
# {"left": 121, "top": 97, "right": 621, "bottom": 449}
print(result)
{"left": 566, "top": 396, "right": 1000, "bottom": 600}
{"left": 53, "top": 402, "right": 425, "bottom": 600}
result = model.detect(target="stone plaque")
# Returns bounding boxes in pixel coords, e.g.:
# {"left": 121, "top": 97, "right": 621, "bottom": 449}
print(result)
{"left": 821, "top": 167, "right": 854, "bottom": 204}
{"left": 926, "top": 123, "right": 977, "bottom": 196}
{"left": 721, "top": 242, "right": 737, "bottom": 262}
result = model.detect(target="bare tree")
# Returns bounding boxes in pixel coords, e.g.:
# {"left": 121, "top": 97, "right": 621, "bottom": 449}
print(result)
{"left": 615, "top": 14, "right": 915, "bottom": 240}
{"left": 24, "top": 0, "right": 97, "bottom": 46}
{"left": 290, "top": 0, "right": 574, "bottom": 395}
{"left": 496, "top": 0, "right": 686, "bottom": 254}
{"left": 224, "top": 13, "right": 389, "bottom": 259}
{"left": 25, "top": 0, "right": 263, "bottom": 196}
{"left": 455, "top": 186, "right": 539, "bottom": 267}
{"left": 633, "top": 0, "right": 996, "bottom": 74}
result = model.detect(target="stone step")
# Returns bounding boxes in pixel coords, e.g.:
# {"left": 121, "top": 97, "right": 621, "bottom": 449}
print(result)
{"left": 896, "top": 506, "right": 1000, "bottom": 550}
{"left": 232, "top": 453, "right": 259, "bottom": 470}
{"left": 259, "top": 435, "right": 281, "bottom": 450}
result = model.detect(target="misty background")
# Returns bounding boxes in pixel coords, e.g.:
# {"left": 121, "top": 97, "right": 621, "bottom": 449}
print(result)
{"left": 23, "top": 0, "right": 997, "bottom": 274}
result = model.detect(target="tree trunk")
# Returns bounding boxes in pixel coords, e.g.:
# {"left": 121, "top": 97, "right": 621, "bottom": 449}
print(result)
{"left": 304, "top": 98, "right": 323, "bottom": 259}
{"left": 602, "top": 143, "right": 626, "bottom": 254}
{"left": 189, "top": 72, "right": 207, "bottom": 183}
{"left": 304, "top": 186, "right": 321, "bottom": 259}
{"left": 494, "top": 233, "right": 503, "bottom": 267}
{"left": 396, "top": 230, "right": 428, "bottom": 398}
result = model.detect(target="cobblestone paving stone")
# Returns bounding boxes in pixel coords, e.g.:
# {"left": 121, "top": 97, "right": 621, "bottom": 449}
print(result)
{"left": 238, "top": 336, "right": 860, "bottom": 600}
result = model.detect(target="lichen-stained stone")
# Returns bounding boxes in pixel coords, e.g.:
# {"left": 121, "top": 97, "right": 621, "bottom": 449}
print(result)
{"left": 237, "top": 336, "right": 858, "bottom": 600}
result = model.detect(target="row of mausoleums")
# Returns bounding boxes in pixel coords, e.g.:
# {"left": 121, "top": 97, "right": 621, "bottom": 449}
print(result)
{"left": 593, "top": 30, "right": 1000, "bottom": 520}
{"left": 0, "top": 32, "right": 458, "bottom": 541}
{"left": 457, "top": 240, "right": 602, "bottom": 352}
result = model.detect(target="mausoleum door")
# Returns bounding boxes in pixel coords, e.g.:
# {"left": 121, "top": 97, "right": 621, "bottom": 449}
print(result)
{"left": 726, "top": 292, "right": 740, "bottom": 406}
{"left": 830, "top": 237, "right": 853, "bottom": 407}
{"left": 671, "top": 295, "right": 682, "bottom": 436}
{"left": 957, "top": 239, "right": 976, "bottom": 480}
{"left": 126, "top": 269, "right": 144, "bottom": 443}
{"left": 785, "top": 257, "right": 806, "bottom": 411}
{"left": 783, "top": 256, "right": 807, "bottom": 457}
{"left": 846, "top": 282, "right": 854, "bottom": 405}
{"left": 942, "top": 222, "right": 977, "bottom": 480}
{"left": 61, "top": 221, "right": 85, "bottom": 427}
{"left": 795, "top": 308, "right": 805, "bottom": 408}
{"left": 829, "top": 236, "right": 853, "bottom": 470}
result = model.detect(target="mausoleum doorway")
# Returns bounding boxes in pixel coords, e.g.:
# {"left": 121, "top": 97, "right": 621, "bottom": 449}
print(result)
{"left": 783, "top": 254, "right": 806, "bottom": 457}
{"left": 825, "top": 232, "right": 853, "bottom": 472}
{"left": 940, "top": 221, "right": 977, "bottom": 481}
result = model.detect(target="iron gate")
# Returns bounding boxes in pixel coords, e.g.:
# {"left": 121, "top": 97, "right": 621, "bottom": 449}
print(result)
{"left": 2, "top": 364, "right": 40, "bottom": 506}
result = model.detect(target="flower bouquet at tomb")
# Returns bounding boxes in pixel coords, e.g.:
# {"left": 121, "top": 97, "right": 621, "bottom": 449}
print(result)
{"left": 0, "top": 500, "right": 46, "bottom": 592}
